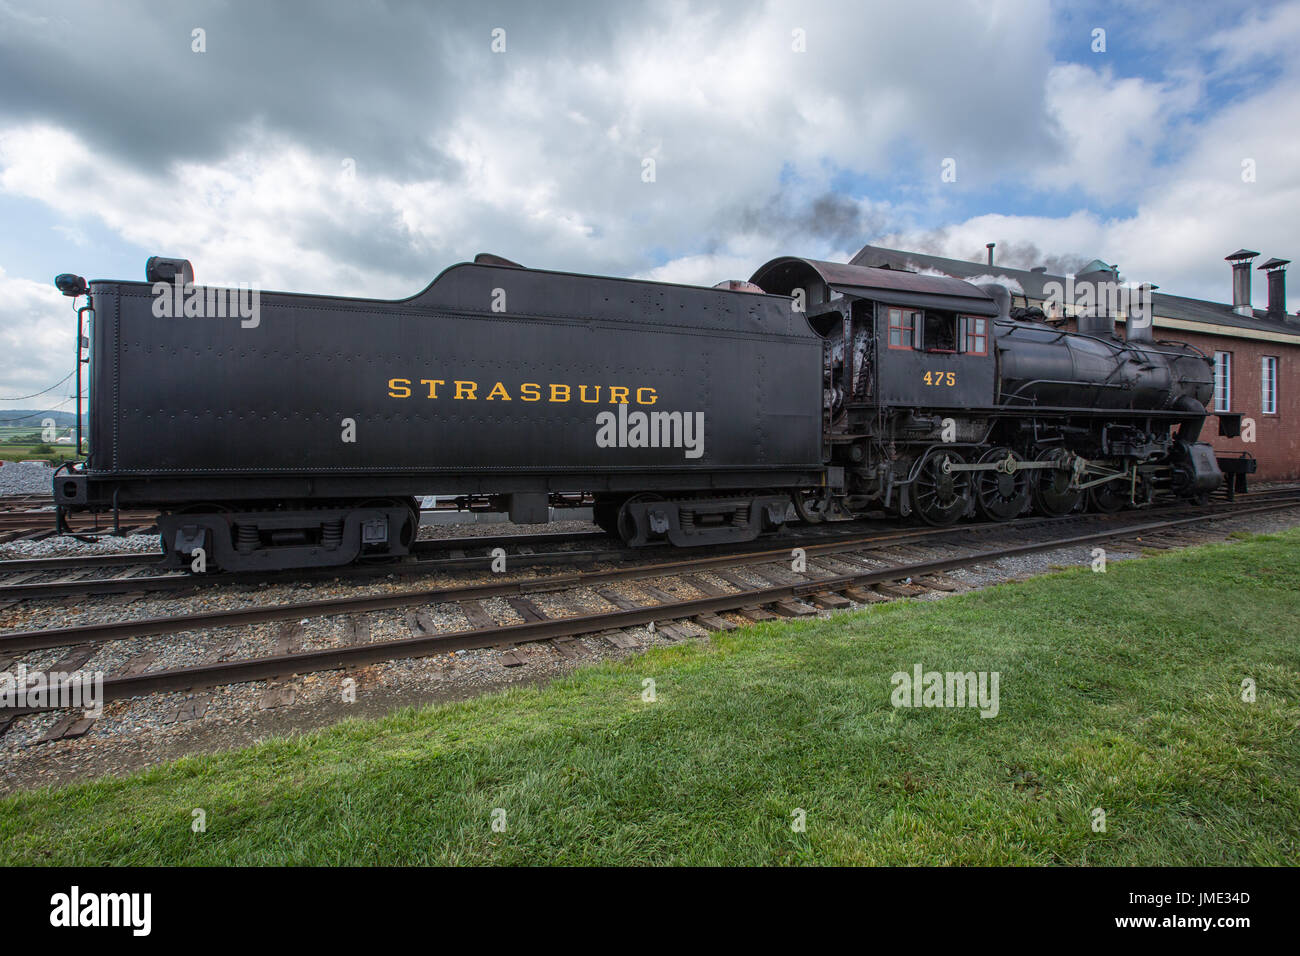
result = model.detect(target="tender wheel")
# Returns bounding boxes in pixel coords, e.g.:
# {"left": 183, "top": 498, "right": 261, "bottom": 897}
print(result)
{"left": 913, "top": 451, "right": 971, "bottom": 526}
{"left": 974, "top": 447, "right": 1030, "bottom": 522}
{"left": 165, "top": 502, "right": 231, "bottom": 570}
{"left": 1088, "top": 481, "right": 1128, "bottom": 514}
{"left": 792, "top": 490, "right": 831, "bottom": 524}
{"left": 1031, "top": 449, "right": 1082, "bottom": 517}
{"left": 616, "top": 493, "right": 664, "bottom": 546}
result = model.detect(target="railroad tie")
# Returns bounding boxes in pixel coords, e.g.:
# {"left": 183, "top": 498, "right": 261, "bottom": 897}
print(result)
{"left": 275, "top": 622, "right": 305, "bottom": 656}
{"left": 459, "top": 599, "right": 497, "bottom": 630}
{"left": 808, "top": 591, "right": 853, "bottom": 610}
{"left": 0, "top": 570, "right": 43, "bottom": 609}
{"left": 916, "top": 573, "right": 961, "bottom": 592}
{"left": 599, "top": 583, "right": 691, "bottom": 641}
{"left": 49, "top": 645, "right": 97, "bottom": 674}
{"left": 34, "top": 712, "right": 94, "bottom": 745}
{"left": 751, "top": 564, "right": 803, "bottom": 586}
{"left": 710, "top": 569, "right": 758, "bottom": 591}
{"left": 650, "top": 621, "right": 690, "bottom": 641}
{"left": 162, "top": 693, "right": 212, "bottom": 724}
{"left": 809, "top": 556, "right": 866, "bottom": 576}
{"left": 499, "top": 649, "right": 527, "bottom": 667}
{"left": 635, "top": 581, "right": 684, "bottom": 604}
{"left": 506, "top": 596, "right": 548, "bottom": 623}
{"left": 771, "top": 599, "right": 819, "bottom": 618}
{"left": 842, "top": 586, "right": 890, "bottom": 604}
{"left": 209, "top": 637, "right": 243, "bottom": 663}
{"left": 342, "top": 615, "right": 371, "bottom": 644}
{"left": 550, "top": 637, "right": 585, "bottom": 660}
{"left": 405, "top": 609, "right": 438, "bottom": 636}
{"left": 259, "top": 684, "right": 297, "bottom": 709}
{"left": 692, "top": 612, "right": 737, "bottom": 632}
{"left": 679, "top": 573, "right": 729, "bottom": 597}
{"left": 599, "top": 629, "right": 640, "bottom": 649}
{"left": 873, "top": 581, "right": 925, "bottom": 598}
{"left": 35, "top": 650, "right": 160, "bottom": 745}
{"left": 595, "top": 587, "right": 641, "bottom": 611}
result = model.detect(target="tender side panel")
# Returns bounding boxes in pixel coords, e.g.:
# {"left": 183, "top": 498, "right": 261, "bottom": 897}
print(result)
{"left": 89, "top": 273, "right": 823, "bottom": 477}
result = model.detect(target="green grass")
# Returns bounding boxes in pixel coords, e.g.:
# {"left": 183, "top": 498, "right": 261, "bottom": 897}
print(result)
{"left": 3, "top": 531, "right": 1299, "bottom": 865}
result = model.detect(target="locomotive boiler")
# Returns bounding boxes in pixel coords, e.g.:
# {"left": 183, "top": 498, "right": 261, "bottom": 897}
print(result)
{"left": 748, "top": 257, "right": 1224, "bottom": 525}
{"left": 50, "top": 251, "right": 1226, "bottom": 571}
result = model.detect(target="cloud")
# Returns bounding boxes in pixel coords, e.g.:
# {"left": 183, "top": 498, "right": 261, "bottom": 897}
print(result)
{"left": 0, "top": 0, "right": 1297, "bottom": 400}
{"left": 0, "top": 265, "right": 76, "bottom": 408}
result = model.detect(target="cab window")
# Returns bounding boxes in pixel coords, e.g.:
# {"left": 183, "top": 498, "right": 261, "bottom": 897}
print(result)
{"left": 960, "top": 316, "right": 989, "bottom": 356}
{"left": 922, "top": 312, "right": 958, "bottom": 352}
{"left": 887, "top": 307, "right": 919, "bottom": 349}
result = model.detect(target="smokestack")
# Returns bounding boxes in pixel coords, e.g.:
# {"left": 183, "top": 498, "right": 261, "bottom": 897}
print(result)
{"left": 1257, "top": 257, "right": 1291, "bottom": 320}
{"left": 986, "top": 242, "right": 995, "bottom": 267}
{"left": 1226, "top": 248, "right": 1259, "bottom": 317}
{"left": 1126, "top": 283, "right": 1157, "bottom": 344}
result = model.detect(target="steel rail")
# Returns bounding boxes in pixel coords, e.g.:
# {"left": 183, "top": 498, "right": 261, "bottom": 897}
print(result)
{"left": 0, "top": 516, "right": 1006, "bottom": 601}
{"left": 62, "top": 498, "right": 1300, "bottom": 704}
{"left": 0, "top": 496, "right": 1294, "bottom": 673}
{"left": 4, "top": 490, "right": 1297, "bottom": 602}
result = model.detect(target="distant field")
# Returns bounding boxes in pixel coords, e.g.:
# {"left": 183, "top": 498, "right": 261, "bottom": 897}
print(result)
{"left": 0, "top": 445, "right": 78, "bottom": 464}
{"left": 0, "top": 426, "right": 80, "bottom": 464}
{"left": 1, "top": 530, "right": 1297, "bottom": 865}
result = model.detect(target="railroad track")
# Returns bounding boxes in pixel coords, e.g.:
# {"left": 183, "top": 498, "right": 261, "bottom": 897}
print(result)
{"left": 0, "top": 495, "right": 572, "bottom": 543}
{"left": 0, "top": 493, "right": 64, "bottom": 512}
{"left": 3, "top": 495, "right": 1298, "bottom": 747}
{"left": 2, "top": 490, "right": 1298, "bottom": 603}
{"left": 0, "top": 510, "right": 1070, "bottom": 602}
{"left": 0, "top": 510, "right": 159, "bottom": 542}
{"left": 0, "top": 480, "right": 1295, "bottom": 547}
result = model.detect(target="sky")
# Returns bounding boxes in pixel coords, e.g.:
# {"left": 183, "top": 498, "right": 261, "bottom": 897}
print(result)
{"left": 1, "top": 0, "right": 1297, "bottom": 413}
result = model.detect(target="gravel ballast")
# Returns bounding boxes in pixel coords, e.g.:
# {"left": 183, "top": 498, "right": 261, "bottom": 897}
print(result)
{"left": 0, "top": 461, "right": 57, "bottom": 496}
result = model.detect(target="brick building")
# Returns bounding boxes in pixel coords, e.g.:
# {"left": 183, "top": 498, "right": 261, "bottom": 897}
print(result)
{"left": 852, "top": 244, "right": 1300, "bottom": 481}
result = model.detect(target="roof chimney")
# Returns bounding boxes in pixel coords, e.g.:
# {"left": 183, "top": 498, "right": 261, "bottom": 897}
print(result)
{"left": 986, "top": 242, "right": 995, "bottom": 267}
{"left": 1257, "top": 257, "right": 1291, "bottom": 320}
{"left": 1226, "top": 249, "right": 1259, "bottom": 317}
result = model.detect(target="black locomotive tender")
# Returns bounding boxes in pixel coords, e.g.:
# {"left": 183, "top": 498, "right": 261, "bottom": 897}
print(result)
{"left": 52, "top": 253, "right": 1237, "bottom": 573}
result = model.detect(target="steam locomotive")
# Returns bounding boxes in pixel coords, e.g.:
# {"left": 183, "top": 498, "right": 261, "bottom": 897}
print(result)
{"left": 50, "top": 252, "right": 1229, "bottom": 572}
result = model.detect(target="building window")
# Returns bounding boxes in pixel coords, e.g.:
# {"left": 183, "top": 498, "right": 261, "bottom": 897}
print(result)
{"left": 1262, "top": 355, "right": 1278, "bottom": 415}
{"left": 1213, "top": 351, "right": 1232, "bottom": 412}
{"left": 887, "top": 308, "right": 918, "bottom": 350}
{"left": 961, "top": 316, "right": 988, "bottom": 356}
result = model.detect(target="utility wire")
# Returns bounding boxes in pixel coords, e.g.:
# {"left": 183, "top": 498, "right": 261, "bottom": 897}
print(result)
{"left": 0, "top": 370, "right": 76, "bottom": 402}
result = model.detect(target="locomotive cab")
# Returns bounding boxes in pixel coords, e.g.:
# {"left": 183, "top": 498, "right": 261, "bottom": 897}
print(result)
{"left": 873, "top": 305, "right": 995, "bottom": 408}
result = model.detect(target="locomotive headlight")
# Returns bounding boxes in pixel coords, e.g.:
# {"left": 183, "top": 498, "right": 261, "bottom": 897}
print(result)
{"left": 55, "top": 273, "right": 87, "bottom": 297}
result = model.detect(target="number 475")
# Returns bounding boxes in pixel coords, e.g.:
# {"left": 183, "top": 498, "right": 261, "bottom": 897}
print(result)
{"left": 923, "top": 371, "right": 956, "bottom": 386}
